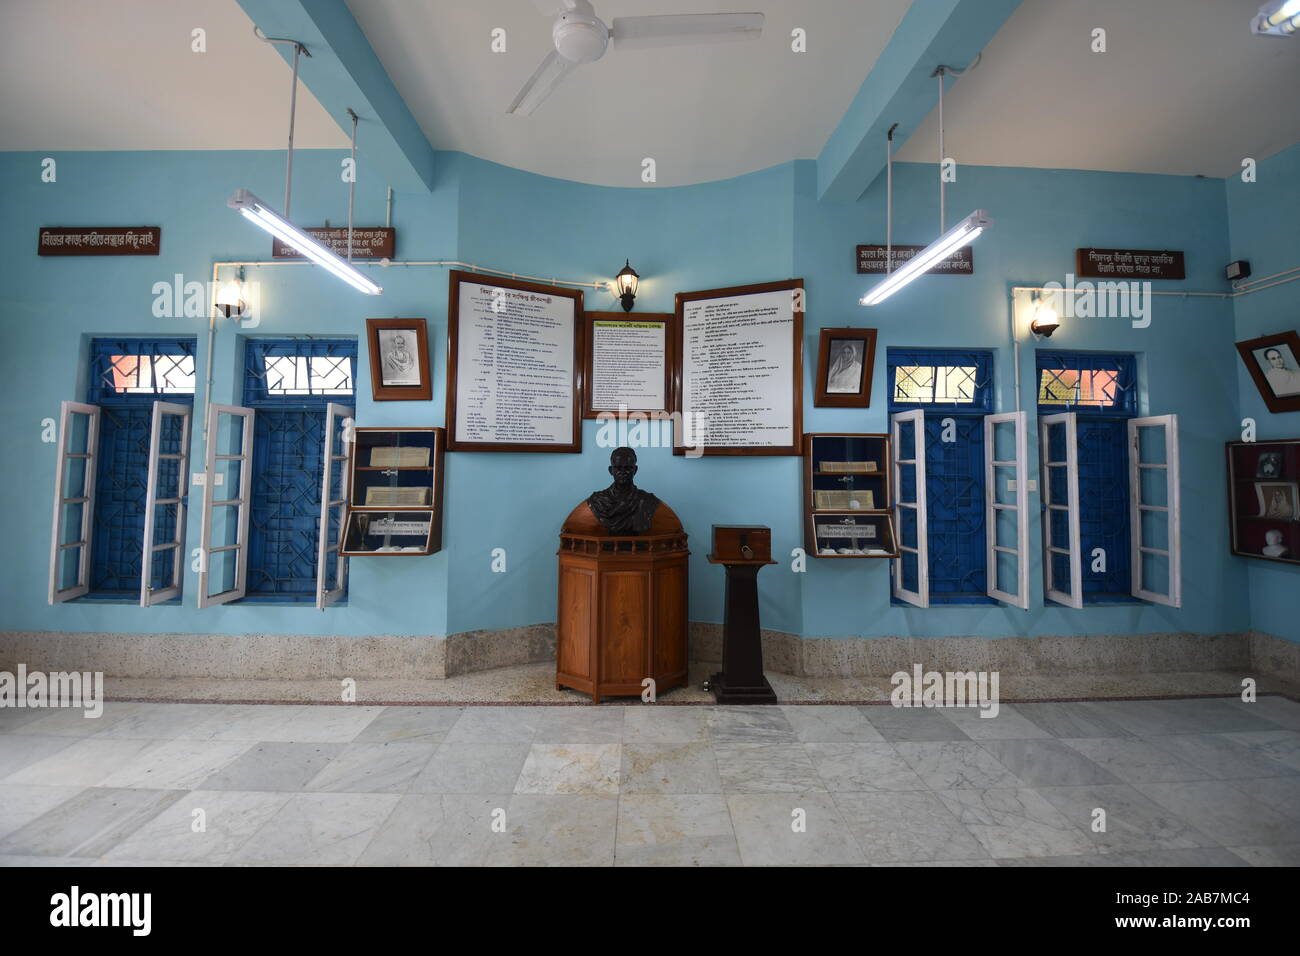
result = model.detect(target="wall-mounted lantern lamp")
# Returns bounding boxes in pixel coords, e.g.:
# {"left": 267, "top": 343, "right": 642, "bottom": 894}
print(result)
{"left": 215, "top": 268, "right": 248, "bottom": 320}
{"left": 616, "top": 259, "right": 639, "bottom": 312}
{"left": 1029, "top": 291, "right": 1060, "bottom": 338}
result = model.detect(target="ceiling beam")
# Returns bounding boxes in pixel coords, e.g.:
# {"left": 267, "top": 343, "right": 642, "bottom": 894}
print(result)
{"left": 235, "top": 0, "right": 435, "bottom": 193}
{"left": 816, "top": 0, "right": 1022, "bottom": 203}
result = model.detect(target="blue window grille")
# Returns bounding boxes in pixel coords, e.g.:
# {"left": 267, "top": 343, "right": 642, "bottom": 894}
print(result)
{"left": 86, "top": 338, "right": 196, "bottom": 595}
{"left": 242, "top": 338, "right": 356, "bottom": 601}
{"left": 1036, "top": 351, "right": 1137, "bottom": 603}
{"left": 889, "top": 348, "right": 995, "bottom": 605}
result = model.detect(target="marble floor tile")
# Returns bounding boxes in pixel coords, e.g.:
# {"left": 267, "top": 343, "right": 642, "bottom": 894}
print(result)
{"left": 0, "top": 735, "right": 78, "bottom": 780}
{"left": 707, "top": 706, "right": 799, "bottom": 744}
{"left": 13, "top": 701, "right": 145, "bottom": 737}
{"left": 5, "top": 737, "right": 154, "bottom": 787}
{"left": 106, "top": 789, "right": 292, "bottom": 863}
{"left": 1146, "top": 732, "right": 1296, "bottom": 779}
{"left": 352, "top": 706, "right": 463, "bottom": 744}
{"left": 998, "top": 848, "right": 1248, "bottom": 867}
{"left": 483, "top": 794, "right": 618, "bottom": 866}
{"left": 1057, "top": 737, "right": 1211, "bottom": 784}
{"left": 532, "top": 707, "right": 625, "bottom": 744}
{"left": 780, "top": 705, "right": 885, "bottom": 742}
{"left": 894, "top": 742, "right": 1026, "bottom": 790}
{"left": 833, "top": 790, "right": 987, "bottom": 863}
{"left": 727, "top": 792, "right": 865, "bottom": 866}
{"left": 622, "top": 706, "right": 709, "bottom": 742}
{"left": 1226, "top": 776, "right": 1300, "bottom": 821}
{"left": 620, "top": 741, "right": 721, "bottom": 794}
{"left": 356, "top": 793, "right": 508, "bottom": 866}
{"left": 1035, "top": 783, "right": 1216, "bottom": 853}
{"left": 303, "top": 741, "right": 438, "bottom": 793}
{"left": 713, "top": 742, "right": 823, "bottom": 793}
{"left": 616, "top": 793, "right": 741, "bottom": 866}
{"left": 1076, "top": 700, "right": 1207, "bottom": 737}
{"left": 1217, "top": 730, "right": 1300, "bottom": 773}
{"left": 229, "top": 792, "right": 402, "bottom": 865}
{"left": 0, "top": 708, "right": 60, "bottom": 734}
{"left": 92, "top": 703, "right": 228, "bottom": 740}
{"left": 0, "top": 787, "right": 184, "bottom": 857}
{"left": 514, "top": 743, "right": 621, "bottom": 795}
{"left": 1135, "top": 780, "right": 1300, "bottom": 846}
{"left": 255, "top": 705, "right": 385, "bottom": 743}
{"left": 98, "top": 739, "right": 254, "bottom": 790}
{"left": 409, "top": 743, "right": 530, "bottom": 794}
{"left": 0, "top": 783, "right": 84, "bottom": 840}
{"left": 1154, "top": 698, "right": 1289, "bottom": 734}
{"left": 1225, "top": 844, "right": 1300, "bottom": 866}
{"left": 979, "top": 739, "right": 1120, "bottom": 787}
{"left": 199, "top": 742, "right": 346, "bottom": 792}
{"left": 804, "top": 742, "right": 927, "bottom": 792}
{"left": 936, "top": 704, "right": 1051, "bottom": 740}
{"left": 442, "top": 706, "right": 544, "bottom": 744}
{"left": 936, "top": 789, "right": 1098, "bottom": 859}
{"left": 871, "top": 859, "right": 1000, "bottom": 867}
{"left": 860, "top": 706, "right": 971, "bottom": 742}
{"left": 189, "top": 704, "right": 310, "bottom": 742}
{"left": 1248, "top": 696, "right": 1300, "bottom": 732}
{"left": 1012, "top": 702, "right": 1135, "bottom": 739}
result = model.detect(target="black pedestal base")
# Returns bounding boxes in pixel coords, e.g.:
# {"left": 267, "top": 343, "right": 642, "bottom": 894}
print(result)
{"left": 708, "top": 670, "right": 777, "bottom": 705}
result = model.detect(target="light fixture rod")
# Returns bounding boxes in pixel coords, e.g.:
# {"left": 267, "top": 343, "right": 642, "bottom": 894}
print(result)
{"left": 936, "top": 66, "right": 945, "bottom": 233}
{"left": 347, "top": 109, "right": 358, "bottom": 263}
{"left": 253, "top": 28, "right": 312, "bottom": 217}
{"left": 886, "top": 123, "right": 897, "bottom": 276}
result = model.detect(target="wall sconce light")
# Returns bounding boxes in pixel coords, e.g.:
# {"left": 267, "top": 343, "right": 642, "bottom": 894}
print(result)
{"left": 215, "top": 268, "right": 248, "bottom": 320}
{"left": 1029, "top": 291, "right": 1060, "bottom": 338}
{"left": 616, "top": 259, "right": 639, "bottom": 312}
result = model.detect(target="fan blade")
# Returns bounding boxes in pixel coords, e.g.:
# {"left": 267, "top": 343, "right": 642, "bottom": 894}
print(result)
{"left": 506, "top": 49, "right": 578, "bottom": 116}
{"left": 530, "top": 0, "right": 582, "bottom": 15}
{"left": 610, "top": 13, "right": 764, "bottom": 50}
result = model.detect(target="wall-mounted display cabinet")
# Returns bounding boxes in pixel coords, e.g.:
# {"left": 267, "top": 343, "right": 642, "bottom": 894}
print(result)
{"left": 1227, "top": 438, "right": 1300, "bottom": 567}
{"left": 341, "top": 426, "right": 445, "bottom": 556}
{"left": 803, "top": 433, "right": 898, "bottom": 558}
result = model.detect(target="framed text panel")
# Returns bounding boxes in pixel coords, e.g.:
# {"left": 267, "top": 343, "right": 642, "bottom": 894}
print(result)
{"left": 582, "top": 311, "right": 674, "bottom": 419}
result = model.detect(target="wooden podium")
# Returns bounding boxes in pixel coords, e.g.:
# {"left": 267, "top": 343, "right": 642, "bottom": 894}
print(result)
{"left": 707, "top": 526, "right": 778, "bottom": 704}
{"left": 555, "top": 501, "right": 689, "bottom": 703}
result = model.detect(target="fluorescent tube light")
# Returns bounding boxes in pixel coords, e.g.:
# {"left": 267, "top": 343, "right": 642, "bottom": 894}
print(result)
{"left": 860, "top": 209, "right": 991, "bottom": 306}
{"left": 1253, "top": 0, "right": 1300, "bottom": 35}
{"left": 227, "top": 189, "right": 382, "bottom": 295}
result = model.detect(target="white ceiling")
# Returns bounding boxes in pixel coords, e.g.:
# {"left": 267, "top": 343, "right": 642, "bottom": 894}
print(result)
{"left": 343, "top": 0, "right": 912, "bottom": 187}
{"left": 896, "top": 0, "right": 1300, "bottom": 178}
{"left": 0, "top": 0, "right": 347, "bottom": 150}
{"left": 2, "top": 0, "right": 1298, "bottom": 186}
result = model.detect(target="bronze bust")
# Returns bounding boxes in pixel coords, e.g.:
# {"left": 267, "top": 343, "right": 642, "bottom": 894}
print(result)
{"left": 587, "top": 447, "right": 661, "bottom": 535}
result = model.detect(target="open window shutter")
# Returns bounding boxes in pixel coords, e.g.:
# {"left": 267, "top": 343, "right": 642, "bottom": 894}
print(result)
{"left": 1040, "top": 412, "right": 1082, "bottom": 608}
{"left": 197, "top": 404, "right": 254, "bottom": 609}
{"left": 1129, "top": 414, "right": 1181, "bottom": 607}
{"left": 891, "top": 408, "right": 929, "bottom": 607}
{"left": 140, "top": 401, "right": 192, "bottom": 606}
{"left": 48, "top": 402, "right": 100, "bottom": 604}
{"left": 316, "top": 403, "right": 353, "bottom": 609}
{"left": 985, "top": 411, "right": 1029, "bottom": 609}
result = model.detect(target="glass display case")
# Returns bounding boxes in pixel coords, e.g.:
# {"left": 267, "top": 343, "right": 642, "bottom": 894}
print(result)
{"left": 803, "top": 433, "right": 898, "bottom": 558}
{"left": 341, "top": 426, "right": 444, "bottom": 556}
{"left": 1227, "top": 438, "right": 1300, "bottom": 566}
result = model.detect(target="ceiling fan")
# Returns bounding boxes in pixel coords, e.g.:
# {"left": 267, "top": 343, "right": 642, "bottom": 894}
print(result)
{"left": 508, "top": 1, "right": 764, "bottom": 116}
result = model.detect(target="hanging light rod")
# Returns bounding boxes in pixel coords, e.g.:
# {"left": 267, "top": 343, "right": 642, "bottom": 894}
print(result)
{"left": 860, "top": 209, "right": 990, "bottom": 306}
{"left": 228, "top": 189, "right": 382, "bottom": 295}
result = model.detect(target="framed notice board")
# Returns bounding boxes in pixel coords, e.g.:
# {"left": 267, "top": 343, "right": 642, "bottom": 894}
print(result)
{"left": 446, "top": 270, "right": 584, "bottom": 453}
{"left": 582, "top": 311, "right": 675, "bottom": 419}
{"left": 673, "top": 279, "right": 804, "bottom": 456}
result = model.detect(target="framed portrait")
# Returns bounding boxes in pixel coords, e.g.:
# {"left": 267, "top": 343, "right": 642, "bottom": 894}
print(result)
{"left": 1255, "top": 481, "right": 1299, "bottom": 520}
{"left": 366, "top": 318, "right": 432, "bottom": 401}
{"left": 1236, "top": 330, "right": 1300, "bottom": 413}
{"left": 814, "top": 328, "right": 877, "bottom": 408}
{"left": 583, "top": 312, "right": 674, "bottom": 419}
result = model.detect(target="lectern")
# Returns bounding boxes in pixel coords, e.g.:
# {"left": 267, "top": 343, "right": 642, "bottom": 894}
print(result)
{"left": 706, "top": 525, "right": 777, "bottom": 704}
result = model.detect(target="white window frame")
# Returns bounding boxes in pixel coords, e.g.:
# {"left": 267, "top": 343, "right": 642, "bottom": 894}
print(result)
{"left": 1040, "top": 412, "right": 1083, "bottom": 608}
{"left": 197, "top": 403, "right": 254, "bottom": 609}
{"left": 891, "top": 408, "right": 929, "bottom": 608}
{"left": 1128, "top": 414, "right": 1181, "bottom": 607}
{"left": 48, "top": 401, "right": 100, "bottom": 604}
{"left": 984, "top": 410, "right": 1029, "bottom": 609}
{"left": 316, "top": 404, "right": 353, "bottom": 609}
{"left": 139, "top": 401, "right": 192, "bottom": 607}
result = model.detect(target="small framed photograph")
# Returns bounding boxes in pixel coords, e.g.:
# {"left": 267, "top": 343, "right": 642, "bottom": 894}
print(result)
{"left": 814, "top": 328, "right": 876, "bottom": 408}
{"left": 366, "top": 318, "right": 432, "bottom": 401}
{"left": 1236, "top": 330, "right": 1300, "bottom": 413}
{"left": 1257, "top": 451, "right": 1283, "bottom": 479}
{"left": 1255, "top": 481, "right": 1300, "bottom": 520}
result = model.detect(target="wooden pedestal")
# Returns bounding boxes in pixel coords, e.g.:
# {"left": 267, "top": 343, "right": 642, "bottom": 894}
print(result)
{"left": 556, "top": 505, "right": 689, "bottom": 703}
{"left": 706, "top": 557, "right": 777, "bottom": 705}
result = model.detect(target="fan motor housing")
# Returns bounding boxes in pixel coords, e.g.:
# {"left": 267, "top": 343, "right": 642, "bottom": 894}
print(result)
{"left": 554, "top": 11, "right": 609, "bottom": 63}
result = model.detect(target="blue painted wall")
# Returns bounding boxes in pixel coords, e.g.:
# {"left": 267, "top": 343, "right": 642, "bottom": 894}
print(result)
{"left": 0, "top": 144, "right": 1283, "bottom": 641}
{"left": 1226, "top": 140, "right": 1300, "bottom": 643}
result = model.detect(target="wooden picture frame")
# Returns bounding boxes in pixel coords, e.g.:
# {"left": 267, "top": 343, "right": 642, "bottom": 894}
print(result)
{"left": 1236, "top": 330, "right": 1300, "bottom": 414}
{"left": 672, "top": 278, "right": 804, "bottom": 456}
{"left": 446, "top": 270, "right": 584, "bottom": 453}
{"left": 365, "top": 318, "right": 432, "bottom": 402}
{"left": 1226, "top": 439, "right": 1300, "bottom": 566}
{"left": 582, "top": 311, "right": 675, "bottom": 419}
{"left": 814, "top": 327, "right": 877, "bottom": 408}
